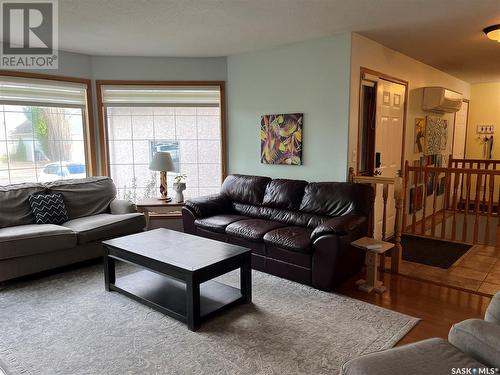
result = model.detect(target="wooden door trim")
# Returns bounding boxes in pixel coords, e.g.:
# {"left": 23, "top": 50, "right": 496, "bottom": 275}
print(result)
{"left": 95, "top": 80, "right": 226, "bottom": 180}
{"left": 0, "top": 70, "right": 97, "bottom": 176}
{"left": 357, "top": 67, "right": 409, "bottom": 175}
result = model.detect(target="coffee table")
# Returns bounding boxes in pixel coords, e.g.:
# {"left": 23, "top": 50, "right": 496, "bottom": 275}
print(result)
{"left": 102, "top": 228, "right": 252, "bottom": 331}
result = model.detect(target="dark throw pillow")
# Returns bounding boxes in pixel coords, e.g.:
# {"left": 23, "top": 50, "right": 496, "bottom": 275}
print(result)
{"left": 29, "top": 193, "right": 69, "bottom": 225}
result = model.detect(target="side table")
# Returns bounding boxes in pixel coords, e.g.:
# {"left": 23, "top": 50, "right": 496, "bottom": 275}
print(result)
{"left": 351, "top": 237, "right": 394, "bottom": 294}
{"left": 136, "top": 198, "right": 185, "bottom": 230}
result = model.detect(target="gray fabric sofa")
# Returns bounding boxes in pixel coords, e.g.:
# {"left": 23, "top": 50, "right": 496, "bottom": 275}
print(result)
{"left": 0, "top": 177, "right": 145, "bottom": 282}
{"left": 341, "top": 292, "right": 500, "bottom": 375}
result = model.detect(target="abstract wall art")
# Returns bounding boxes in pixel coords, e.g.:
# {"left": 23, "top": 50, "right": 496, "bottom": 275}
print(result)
{"left": 426, "top": 116, "right": 448, "bottom": 154}
{"left": 261, "top": 113, "right": 303, "bottom": 165}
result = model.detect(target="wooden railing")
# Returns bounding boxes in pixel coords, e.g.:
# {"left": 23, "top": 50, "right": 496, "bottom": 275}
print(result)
{"left": 349, "top": 168, "right": 403, "bottom": 273}
{"left": 449, "top": 157, "right": 500, "bottom": 171}
{"left": 403, "top": 160, "right": 500, "bottom": 244}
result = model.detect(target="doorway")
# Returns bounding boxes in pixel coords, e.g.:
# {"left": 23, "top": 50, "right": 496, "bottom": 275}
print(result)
{"left": 357, "top": 68, "right": 408, "bottom": 239}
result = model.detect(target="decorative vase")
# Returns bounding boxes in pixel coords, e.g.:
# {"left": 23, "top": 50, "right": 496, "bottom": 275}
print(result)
{"left": 173, "top": 182, "right": 186, "bottom": 203}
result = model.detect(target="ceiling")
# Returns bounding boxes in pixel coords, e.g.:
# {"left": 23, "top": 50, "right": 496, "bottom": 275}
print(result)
{"left": 54, "top": 0, "right": 500, "bottom": 83}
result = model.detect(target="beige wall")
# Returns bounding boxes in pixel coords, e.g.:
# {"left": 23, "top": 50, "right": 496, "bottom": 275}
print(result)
{"left": 466, "top": 82, "right": 500, "bottom": 159}
{"left": 349, "top": 33, "right": 471, "bottom": 172}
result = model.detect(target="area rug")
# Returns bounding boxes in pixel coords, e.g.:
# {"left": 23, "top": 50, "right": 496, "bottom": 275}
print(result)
{"left": 0, "top": 264, "right": 419, "bottom": 375}
{"left": 393, "top": 235, "right": 472, "bottom": 269}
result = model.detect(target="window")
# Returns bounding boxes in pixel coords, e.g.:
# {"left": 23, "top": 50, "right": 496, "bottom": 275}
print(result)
{"left": 99, "top": 83, "right": 224, "bottom": 201}
{"left": 0, "top": 74, "right": 93, "bottom": 185}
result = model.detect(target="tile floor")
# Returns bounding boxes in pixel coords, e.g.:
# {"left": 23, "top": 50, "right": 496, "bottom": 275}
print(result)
{"left": 386, "top": 244, "right": 500, "bottom": 296}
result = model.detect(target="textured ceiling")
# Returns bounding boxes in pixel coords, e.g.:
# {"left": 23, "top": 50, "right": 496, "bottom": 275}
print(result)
{"left": 52, "top": 0, "right": 500, "bottom": 82}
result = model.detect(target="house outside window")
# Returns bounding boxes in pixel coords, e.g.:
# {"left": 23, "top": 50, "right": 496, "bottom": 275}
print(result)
{"left": 0, "top": 74, "right": 94, "bottom": 185}
{"left": 99, "top": 83, "right": 224, "bottom": 201}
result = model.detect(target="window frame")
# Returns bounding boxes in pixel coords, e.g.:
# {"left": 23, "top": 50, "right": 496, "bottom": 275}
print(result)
{"left": 0, "top": 70, "right": 98, "bottom": 177}
{"left": 96, "top": 80, "right": 227, "bottom": 184}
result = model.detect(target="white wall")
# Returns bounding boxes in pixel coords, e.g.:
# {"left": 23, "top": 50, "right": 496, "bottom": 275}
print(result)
{"left": 349, "top": 33, "right": 471, "bottom": 172}
{"left": 227, "top": 34, "right": 352, "bottom": 181}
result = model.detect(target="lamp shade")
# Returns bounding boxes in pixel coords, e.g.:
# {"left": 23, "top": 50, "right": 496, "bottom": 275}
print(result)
{"left": 149, "top": 152, "right": 175, "bottom": 171}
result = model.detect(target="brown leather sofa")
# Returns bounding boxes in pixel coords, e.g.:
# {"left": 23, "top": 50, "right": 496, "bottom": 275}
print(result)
{"left": 182, "top": 174, "right": 374, "bottom": 291}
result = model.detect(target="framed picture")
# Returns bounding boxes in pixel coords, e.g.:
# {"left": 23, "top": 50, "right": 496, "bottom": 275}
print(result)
{"left": 426, "top": 116, "right": 448, "bottom": 154}
{"left": 412, "top": 160, "right": 423, "bottom": 184}
{"left": 426, "top": 172, "right": 435, "bottom": 196}
{"left": 436, "top": 154, "right": 443, "bottom": 168}
{"left": 409, "top": 185, "right": 424, "bottom": 214}
{"left": 414, "top": 118, "right": 426, "bottom": 153}
{"left": 261, "top": 113, "right": 303, "bottom": 165}
{"left": 437, "top": 176, "right": 446, "bottom": 196}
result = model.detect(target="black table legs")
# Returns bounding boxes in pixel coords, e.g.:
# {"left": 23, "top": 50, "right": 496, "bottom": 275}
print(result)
{"left": 186, "top": 276, "right": 201, "bottom": 331}
{"left": 241, "top": 253, "right": 252, "bottom": 304}
{"left": 104, "top": 250, "right": 115, "bottom": 292}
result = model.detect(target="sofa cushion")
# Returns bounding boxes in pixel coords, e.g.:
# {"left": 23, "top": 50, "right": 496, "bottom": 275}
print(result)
{"left": 340, "top": 338, "right": 487, "bottom": 375}
{"left": 221, "top": 174, "right": 271, "bottom": 205}
{"left": 0, "top": 224, "right": 77, "bottom": 260}
{"left": 225, "top": 219, "right": 286, "bottom": 242}
{"left": 45, "top": 177, "right": 116, "bottom": 220}
{"left": 485, "top": 292, "right": 500, "bottom": 324}
{"left": 448, "top": 319, "right": 500, "bottom": 369}
{"left": 232, "top": 202, "right": 330, "bottom": 228}
{"left": 263, "top": 226, "right": 313, "bottom": 253}
{"left": 300, "top": 182, "right": 374, "bottom": 217}
{"left": 0, "top": 183, "right": 46, "bottom": 228}
{"left": 63, "top": 213, "right": 145, "bottom": 244}
{"left": 195, "top": 214, "right": 247, "bottom": 233}
{"left": 262, "top": 179, "right": 308, "bottom": 210}
{"left": 29, "top": 193, "right": 69, "bottom": 224}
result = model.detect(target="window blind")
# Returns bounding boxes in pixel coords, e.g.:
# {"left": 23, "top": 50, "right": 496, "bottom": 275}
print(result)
{"left": 0, "top": 76, "right": 88, "bottom": 108}
{"left": 100, "top": 85, "right": 220, "bottom": 107}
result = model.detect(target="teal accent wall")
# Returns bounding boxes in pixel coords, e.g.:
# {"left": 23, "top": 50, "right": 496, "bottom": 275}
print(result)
{"left": 227, "top": 33, "right": 352, "bottom": 182}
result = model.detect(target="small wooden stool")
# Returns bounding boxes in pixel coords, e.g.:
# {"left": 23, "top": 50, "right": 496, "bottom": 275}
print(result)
{"left": 351, "top": 237, "right": 394, "bottom": 294}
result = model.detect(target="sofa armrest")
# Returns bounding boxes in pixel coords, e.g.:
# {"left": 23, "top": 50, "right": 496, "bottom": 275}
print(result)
{"left": 311, "top": 215, "right": 367, "bottom": 241}
{"left": 110, "top": 199, "right": 137, "bottom": 214}
{"left": 485, "top": 292, "right": 500, "bottom": 324}
{"left": 448, "top": 319, "right": 500, "bottom": 368}
{"left": 184, "top": 194, "right": 230, "bottom": 219}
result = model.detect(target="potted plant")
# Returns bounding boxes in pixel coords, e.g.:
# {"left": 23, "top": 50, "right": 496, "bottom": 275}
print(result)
{"left": 173, "top": 174, "right": 187, "bottom": 203}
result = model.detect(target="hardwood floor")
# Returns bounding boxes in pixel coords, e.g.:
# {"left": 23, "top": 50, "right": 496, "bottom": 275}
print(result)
{"left": 336, "top": 270, "right": 492, "bottom": 345}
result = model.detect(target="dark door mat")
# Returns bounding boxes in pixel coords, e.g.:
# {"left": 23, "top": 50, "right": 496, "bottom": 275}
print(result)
{"left": 389, "top": 235, "right": 472, "bottom": 269}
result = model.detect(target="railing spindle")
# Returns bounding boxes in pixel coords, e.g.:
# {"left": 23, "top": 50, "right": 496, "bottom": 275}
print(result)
{"left": 451, "top": 169, "right": 460, "bottom": 241}
{"left": 422, "top": 167, "right": 428, "bottom": 235}
{"left": 486, "top": 172, "right": 494, "bottom": 244}
{"left": 473, "top": 173, "right": 482, "bottom": 243}
{"left": 431, "top": 171, "right": 438, "bottom": 237}
{"left": 462, "top": 172, "right": 472, "bottom": 243}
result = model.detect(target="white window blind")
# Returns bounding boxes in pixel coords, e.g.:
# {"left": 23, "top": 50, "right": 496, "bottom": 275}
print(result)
{"left": 101, "top": 85, "right": 220, "bottom": 107}
{"left": 0, "top": 76, "right": 87, "bottom": 108}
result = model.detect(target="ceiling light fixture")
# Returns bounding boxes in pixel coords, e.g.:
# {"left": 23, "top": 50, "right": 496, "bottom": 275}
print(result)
{"left": 483, "top": 24, "right": 500, "bottom": 42}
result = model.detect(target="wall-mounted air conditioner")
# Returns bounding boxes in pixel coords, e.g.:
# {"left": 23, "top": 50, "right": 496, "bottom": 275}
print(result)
{"left": 422, "top": 87, "right": 463, "bottom": 113}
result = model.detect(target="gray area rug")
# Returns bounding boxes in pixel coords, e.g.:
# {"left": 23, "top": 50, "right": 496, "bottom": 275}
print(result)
{"left": 0, "top": 264, "right": 419, "bottom": 375}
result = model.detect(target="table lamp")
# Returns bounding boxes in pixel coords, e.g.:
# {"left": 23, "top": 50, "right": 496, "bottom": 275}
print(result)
{"left": 149, "top": 152, "right": 175, "bottom": 201}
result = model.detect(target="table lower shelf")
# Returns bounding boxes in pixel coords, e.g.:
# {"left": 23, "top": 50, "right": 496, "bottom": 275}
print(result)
{"left": 111, "top": 269, "right": 243, "bottom": 323}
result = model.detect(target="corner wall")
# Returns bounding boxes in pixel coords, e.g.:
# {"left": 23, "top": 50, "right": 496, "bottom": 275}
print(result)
{"left": 226, "top": 34, "right": 352, "bottom": 181}
{"left": 466, "top": 82, "right": 500, "bottom": 159}
{"left": 349, "top": 33, "right": 471, "bottom": 172}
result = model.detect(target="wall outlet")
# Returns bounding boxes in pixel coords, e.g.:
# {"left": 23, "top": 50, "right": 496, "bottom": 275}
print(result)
{"left": 477, "top": 124, "right": 495, "bottom": 134}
